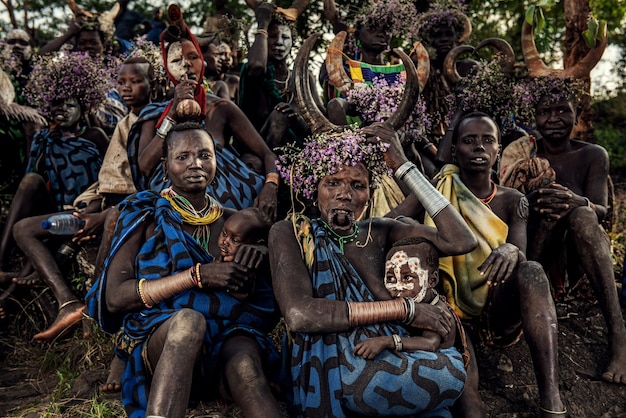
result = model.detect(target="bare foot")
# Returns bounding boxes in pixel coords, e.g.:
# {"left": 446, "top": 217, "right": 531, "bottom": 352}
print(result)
{"left": 601, "top": 349, "right": 626, "bottom": 384}
{"left": 100, "top": 356, "right": 124, "bottom": 393}
{"left": 33, "top": 301, "right": 84, "bottom": 343}
{"left": 12, "top": 271, "right": 41, "bottom": 287}
{"left": 0, "top": 271, "right": 18, "bottom": 285}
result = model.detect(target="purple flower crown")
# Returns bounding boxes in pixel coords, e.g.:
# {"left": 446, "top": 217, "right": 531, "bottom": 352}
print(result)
{"left": 354, "top": 0, "right": 420, "bottom": 40}
{"left": 275, "top": 128, "right": 391, "bottom": 199}
{"left": 346, "top": 75, "right": 432, "bottom": 145}
{"left": 26, "top": 50, "right": 117, "bottom": 118}
{"left": 416, "top": 2, "right": 469, "bottom": 44}
{"left": 511, "top": 75, "right": 586, "bottom": 127}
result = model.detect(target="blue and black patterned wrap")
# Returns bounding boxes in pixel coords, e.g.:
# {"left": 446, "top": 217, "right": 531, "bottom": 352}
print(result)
{"left": 85, "top": 190, "right": 280, "bottom": 418}
{"left": 127, "top": 102, "right": 264, "bottom": 210}
{"left": 26, "top": 128, "right": 103, "bottom": 211}
{"left": 289, "top": 219, "right": 467, "bottom": 418}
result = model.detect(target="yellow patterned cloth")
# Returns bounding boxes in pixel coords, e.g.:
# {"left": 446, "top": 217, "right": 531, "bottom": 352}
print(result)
{"left": 363, "top": 174, "right": 405, "bottom": 219}
{"left": 425, "top": 165, "right": 508, "bottom": 319}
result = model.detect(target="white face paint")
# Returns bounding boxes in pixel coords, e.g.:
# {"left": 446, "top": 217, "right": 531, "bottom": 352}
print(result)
{"left": 51, "top": 97, "right": 82, "bottom": 128}
{"left": 6, "top": 29, "right": 32, "bottom": 61}
{"left": 166, "top": 41, "right": 186, "bottom": 82}
{"left": 384, "top": 250, "right": 430, "bottom": 303}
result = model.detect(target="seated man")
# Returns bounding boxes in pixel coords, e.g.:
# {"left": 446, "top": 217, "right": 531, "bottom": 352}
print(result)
{"left": 389, "top": 112, "right": 565, "bottom": 417}
{"left": 500, "top": 79, "right": 626, "bottom": 385}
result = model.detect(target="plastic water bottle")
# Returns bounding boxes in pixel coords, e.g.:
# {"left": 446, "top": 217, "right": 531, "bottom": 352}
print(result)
{"left": 41, "top": 214, "right": 85, "bottom": 235}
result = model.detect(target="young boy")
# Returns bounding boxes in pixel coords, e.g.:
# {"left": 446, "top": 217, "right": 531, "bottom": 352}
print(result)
{"left": 354, "top": 237, "right": 464, "bottom": 359}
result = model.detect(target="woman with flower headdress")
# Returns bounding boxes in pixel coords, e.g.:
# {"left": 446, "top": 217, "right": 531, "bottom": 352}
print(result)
{"left": 0, "top": 51, "right": 109, "bottom": 321}
{"left": 270, "top": 120, "right": 477, "bottom": 417}
{"left": 86, "top": 122, "right": 283, "bottom": 418}
{"left": 128, "top": 4, "right": 279, "bottom": 220}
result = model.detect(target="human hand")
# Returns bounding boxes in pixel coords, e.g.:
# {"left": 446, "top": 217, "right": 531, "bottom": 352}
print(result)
{"left": 361, "top": 122, "right": 406, "bottom": 171}
{"left": 354, "top": 337, "right": 390, "bottom": 359}
{"left": 72, "top": 212, "right": 105, "bottom": 243}
{"left": 253, "top": 183, "right": 278, "bottom": 221}
{"left": 534, "top": 183, "right": 577, "bottom": 220}
{"left": 255, "top": 2, "right": 276, "bottom": 28}
{"left": 234, "top": 243, "right": 268, "bottom": 270}
{"left": 409, "top": 302, "right": 453, "bottom": 339}
{"left": 171, "top": 74, "right": 198, "bottom": 118}
{"left": 479, "top": 243, "right": 520, "bottom": 287}
{"left": 273, "top": 102, "right": 301, "bottom": 126}
{"left": 199, "top": 261, "right": 254, "bottom": 292}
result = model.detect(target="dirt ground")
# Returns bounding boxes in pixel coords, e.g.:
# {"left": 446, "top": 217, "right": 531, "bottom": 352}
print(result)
{"left": 0, "top": 183, "right": 626, "bottom": 417}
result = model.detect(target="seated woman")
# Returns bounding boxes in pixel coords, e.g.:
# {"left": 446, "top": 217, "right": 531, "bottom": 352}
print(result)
{"left": 270, "top": 122, "right": 477, "bottom": 417}
{"left": 0, "top": 51, "right": 109, "bottom": 319}
{"left": 128, "top": 4, "right": 279, "bottom": 220}
{"left": 86, "top": 122, "right": 283, "bottom": 418}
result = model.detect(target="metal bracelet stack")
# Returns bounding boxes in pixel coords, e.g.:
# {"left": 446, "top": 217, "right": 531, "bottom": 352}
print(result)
{"left": 394, "top": 161, "right": 449, "bottom": 218}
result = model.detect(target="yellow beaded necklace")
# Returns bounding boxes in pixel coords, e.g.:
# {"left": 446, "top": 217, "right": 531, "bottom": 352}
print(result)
{"left": 161, "top": 188, "right": 223, "bottom": 252}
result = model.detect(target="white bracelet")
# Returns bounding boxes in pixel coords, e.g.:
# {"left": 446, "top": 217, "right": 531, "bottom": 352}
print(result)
{"left": 394, "top": 162, "right": 450, "bottom": 218}
{"left": 156, "top": 117, "right": 176, "bottom": 139}
{"left": 392, "top": 334, "right": 403, "bottom": 351}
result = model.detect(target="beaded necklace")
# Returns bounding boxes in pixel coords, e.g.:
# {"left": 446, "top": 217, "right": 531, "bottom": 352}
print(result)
{"left": 161, "top": 188, "right": 224, "bottom": 252}
{"left": 321, "top": 220, "right": 359, "bottom": 254}
{"left": 478, "top": 182, "right": 497, "bottom": 210}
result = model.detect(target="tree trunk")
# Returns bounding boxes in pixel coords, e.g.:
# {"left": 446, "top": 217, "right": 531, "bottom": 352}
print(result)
{"left": 564, "top": 0, "right": 594, "bottom": 141}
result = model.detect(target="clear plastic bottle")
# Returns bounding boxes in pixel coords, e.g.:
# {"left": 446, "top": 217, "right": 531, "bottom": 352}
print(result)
{"left": 41, "top": 214, "right": 85, "bottom": 235}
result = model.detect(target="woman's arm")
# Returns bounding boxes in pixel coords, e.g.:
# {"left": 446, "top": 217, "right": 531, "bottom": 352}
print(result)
{"left": 269, "top": 220, "right": 351, "bottom": 333}
{"left": 269, "top": 221, "right": 454, "bottom": 336}
{"left": 105, "top": 221, "right": 151, "bottom": 314}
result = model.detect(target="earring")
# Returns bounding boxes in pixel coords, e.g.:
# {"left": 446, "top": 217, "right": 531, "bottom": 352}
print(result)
{"left": 163, "top": 173, "right": 168, "bottom": 183}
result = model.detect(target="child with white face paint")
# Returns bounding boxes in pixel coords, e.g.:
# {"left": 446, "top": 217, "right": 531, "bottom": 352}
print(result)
{"left": 354, "top": 237, "right": 463, "bottom": 359}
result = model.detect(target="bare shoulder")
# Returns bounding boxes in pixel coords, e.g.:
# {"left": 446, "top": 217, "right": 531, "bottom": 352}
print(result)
{"left": 492, "top": 185, "right": 528, "bottom": 223}
{"left": 571, "top": 139, "right": 609, "bottom": 159}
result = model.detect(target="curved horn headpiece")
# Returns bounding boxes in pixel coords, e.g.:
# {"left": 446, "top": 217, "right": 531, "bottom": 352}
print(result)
{"left": 386, "top": 47, "right": 421, "bottom": 130}
{"left": 475, "top": 38, "right": 516, "bottom": 75}
{"left": 522, "top": 20, "right": 607, "bottom": 78}
{"left": 409, "top": 41, "right": 431, "bottom": 91}
{"left": 326, "top": 31, "right": 353, "bottom": 94}
{"left": 442, "top": 45, "right": 474, "bottom": 85}
{"left": 295, "top": 33, "right": 340, "bottom": 135}
{"left": 296, "top": 33, "right": 422, "bottom": 135}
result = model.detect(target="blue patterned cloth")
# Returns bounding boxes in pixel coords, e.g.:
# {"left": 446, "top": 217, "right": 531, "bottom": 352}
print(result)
{"left": 127, "top": 102, "right": 264, "bottom": 209}
{"left": 26, "top": 128, "right": 103, "bottom": 211}
{"left": 289, "top": 219, "right": 467, "bottom": 417}
{"left": 85, "top": 191, "right": 280, "bottom": 418}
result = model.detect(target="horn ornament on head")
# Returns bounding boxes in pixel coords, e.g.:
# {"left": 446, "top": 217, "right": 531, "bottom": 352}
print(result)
{"left": 409, "top": 41, "right": 431, "bottom": 91}
{"left": 443, "top": 38, "right": 516, "bottom": 85}
{"left": 326, "top": 31, "right": 353, "bottom": 94}
{"left": 295, "top": 32, "right": 422, "bottom": 135}
{"left": 442, "top": 45, "right": 474, "bottom": 85}
{"left": 521, "top": 20, "right": 607, "bottom": 78}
